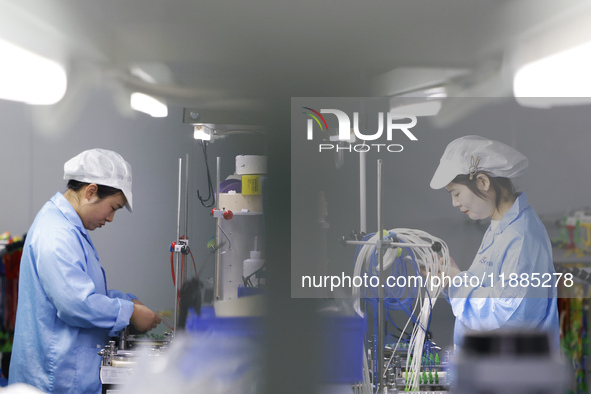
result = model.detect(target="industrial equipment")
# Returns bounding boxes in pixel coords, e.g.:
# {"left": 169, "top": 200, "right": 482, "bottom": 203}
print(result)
{"left": 99, "top": 327, "right": 172, "bottom": 393}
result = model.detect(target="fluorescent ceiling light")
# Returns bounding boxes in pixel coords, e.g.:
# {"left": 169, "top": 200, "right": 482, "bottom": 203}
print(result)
{"left": 130, "top": 92, "right": 168, "bottom": 117}
{"left": 513, "top": 41, "right": 591, "bottom": 107}
{"left": 0, "top": 38, "right": 67, "bottom": 105}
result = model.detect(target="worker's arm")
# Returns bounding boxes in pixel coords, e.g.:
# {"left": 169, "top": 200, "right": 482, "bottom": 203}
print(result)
{"left": 448, "top": 232, "right": 553, "bottom": 331}
{"left": 35, "top": 227, "right": 134, "bottom": 336}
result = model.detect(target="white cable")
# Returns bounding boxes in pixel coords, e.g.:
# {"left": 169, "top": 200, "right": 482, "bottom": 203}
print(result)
{"left": 361, "top": 344, "right": 372, "bottom": 394}
{"left": 353, "top": 228, "right": 450, "bottom": 392}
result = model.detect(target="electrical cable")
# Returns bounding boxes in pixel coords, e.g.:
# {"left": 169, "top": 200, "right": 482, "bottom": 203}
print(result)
{"left": 196, "top": 140, "right": 215, "bottom": 207}
{"left": 215, "top": 129, "right": 265, "bottom": 138}
{"left": 353, "top": 228, "right": 450, "bottom": 392}
{"left": 157, "top": 314, "right": 174, "bottom": 331}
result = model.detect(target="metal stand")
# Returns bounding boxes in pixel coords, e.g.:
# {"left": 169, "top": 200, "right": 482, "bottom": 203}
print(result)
{"left": 173, "top": 155, "right": 190, "bottom": 333}
{"left": 342, "top": 159, "right": 439, "bottom": 393}
{"left": 342, "top": 159, "right": 387, "bottom": 391}
{"left": 173, "top": 158, "right": 182, "bottom": 333}
{"left": 214, "top": 157, "right": 221, "bottom": 300}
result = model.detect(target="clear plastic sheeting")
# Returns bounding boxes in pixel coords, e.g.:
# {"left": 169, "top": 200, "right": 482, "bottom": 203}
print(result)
{"left": 122, "top": 331, "right": 264, "bottom": 394}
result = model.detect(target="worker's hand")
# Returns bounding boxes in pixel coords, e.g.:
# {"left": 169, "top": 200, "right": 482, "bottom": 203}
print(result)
{"left": 130, "top": 304, "right": 162, "bottom": 332}
{"left": 420, "top": 256, "right": 461, "bottom": 290}
{"left": 436, "top": 256, "right": 461, "bottom": 290}
{"left": 445, "top": 256, "right": 460, "bottom": 274}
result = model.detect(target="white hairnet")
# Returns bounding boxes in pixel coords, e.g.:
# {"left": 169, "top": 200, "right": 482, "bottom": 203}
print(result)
{"left": 64, "top": 149, "right": 133, "bottom": 212}
{"left": 430, "top": 135, "right": 528, "bottom": 190}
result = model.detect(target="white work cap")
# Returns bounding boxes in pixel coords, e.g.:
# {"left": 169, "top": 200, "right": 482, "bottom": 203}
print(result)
{"left": 64, "top": 149, "right": 133, "bottom": 212}
{"left": 430, "top": 135, "right": 528, "bottom": 190}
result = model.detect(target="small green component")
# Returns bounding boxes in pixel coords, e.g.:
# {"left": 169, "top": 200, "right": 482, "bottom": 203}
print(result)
{"left": 434, "top": 370, "right": 439, "bottom": 384}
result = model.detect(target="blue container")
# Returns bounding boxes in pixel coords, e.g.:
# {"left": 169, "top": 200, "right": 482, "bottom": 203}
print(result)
{"left": 321, "top": 315, "right": 366, "bottom": 383}
{"left": 186, "top": 309, "right": 364, "bottom": 383}
{"left": 178, "top": 307, "right": 265, "bottom": 393}
{"left": 185, "top": 307, "right": 263, "bottom": 338}
{"left": 237, "top": 286, "right": 265, "bottom": 298}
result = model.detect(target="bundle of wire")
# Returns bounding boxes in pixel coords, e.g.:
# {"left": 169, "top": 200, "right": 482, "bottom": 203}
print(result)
{"left": 352, "top": 229, "right": 450, "bottom": 392}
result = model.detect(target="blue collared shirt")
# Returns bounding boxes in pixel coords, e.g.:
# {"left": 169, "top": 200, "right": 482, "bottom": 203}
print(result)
{"left": 447, "top": 192, "right": 559, "bottom": 349}
{"left": 9, "top": 192, "right": 136, "bottom": 393}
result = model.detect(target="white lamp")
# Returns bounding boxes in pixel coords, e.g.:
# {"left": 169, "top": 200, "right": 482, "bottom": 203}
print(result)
{"left": 130, "top": 92, "right": 168, "bottom": 117}
{"left": 513, "top": 41, "right": 591, "bottom": 107}
{"left": 0, "top": 38, "right": 67, "bottom": 105}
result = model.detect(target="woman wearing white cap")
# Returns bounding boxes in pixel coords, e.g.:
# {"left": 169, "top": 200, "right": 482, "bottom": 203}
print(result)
{"left": 430, "top": 135, "right": 559, "bottom": 349}
{"left": 9, "top": 149, "right": 162, "bottom": 393}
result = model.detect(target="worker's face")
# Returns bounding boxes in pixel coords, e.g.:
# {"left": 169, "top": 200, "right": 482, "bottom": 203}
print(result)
{"left": 445, "top": 180, "right": 495, "bottom": 221}
{"left": 79, "top": 188, "right": 127, "bottom": 231}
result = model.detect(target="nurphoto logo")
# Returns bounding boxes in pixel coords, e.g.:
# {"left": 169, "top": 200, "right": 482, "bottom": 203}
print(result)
{"left": 303, "top": 107, "right": 418, "bottom": 153}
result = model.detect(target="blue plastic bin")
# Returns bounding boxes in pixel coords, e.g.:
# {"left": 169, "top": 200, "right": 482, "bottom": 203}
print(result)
{"left": 321, "top": 315, "right": 366, "bottom": 383}
{"left": 185, "top": 307, "right": 264, "bottom": 338}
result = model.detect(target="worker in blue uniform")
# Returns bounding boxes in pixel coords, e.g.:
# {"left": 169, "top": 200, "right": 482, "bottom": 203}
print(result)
{"left": 430, "top": 135, "right": 559, "bottom": 350}
{"left": 9, "top": 149, "right": 161, "bottom": 393}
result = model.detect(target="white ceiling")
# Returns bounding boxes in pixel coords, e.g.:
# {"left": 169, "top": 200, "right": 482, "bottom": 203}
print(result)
{"left": 3, "top": 0, "right": 591, "bottom": 110}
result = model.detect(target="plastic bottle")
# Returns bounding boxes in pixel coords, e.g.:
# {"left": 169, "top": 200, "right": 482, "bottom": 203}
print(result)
{"left": 243, "top": 236, "right": 265, "bottom": 286}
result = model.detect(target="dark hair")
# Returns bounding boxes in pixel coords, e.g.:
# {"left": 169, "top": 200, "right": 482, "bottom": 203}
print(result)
{"left": 67, "top": 180, "right": 122, "bottom": 199}
{"left": 451, "top": 171, "right": 516, "bottom": 209}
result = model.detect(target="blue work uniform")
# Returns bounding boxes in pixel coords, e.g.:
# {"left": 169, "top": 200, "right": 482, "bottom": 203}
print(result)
{"left": 9, "top": 192, "right": 136, "bottom": 393}
{"left": 447, "top": 192, "right": 559, "bottom": 349}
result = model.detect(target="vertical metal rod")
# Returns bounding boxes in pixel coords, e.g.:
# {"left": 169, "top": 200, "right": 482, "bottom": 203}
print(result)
{"left": 359, "top": 99, "right": 367, "bottom": 235}
{"left": 174, "top": 158, "right": 182, "bottom": 333}
{"left": 214, "top": 157, "right": 221, "bottom": 300}
{"left": 184, "top": 154, "right": 190, "bottom": 280}
{"left": 216, "top": 157, "right": 220, "bottom": 210}
{"left": 360, "top": 151, "right": 367, "bottom": 234}
{"left": 377, "top": 159, "right": 385, "bottom": 392}
{"left": 184, "top": 153, "right": 189, "bottom": 240}
{"left": 176, "top": 158, "right": 182, "bottom": 243}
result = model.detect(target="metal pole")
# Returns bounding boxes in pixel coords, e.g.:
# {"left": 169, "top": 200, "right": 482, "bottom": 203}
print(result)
{"left": 174, "top": 158, "right": 182, "bottom": 333}
{"left": 216, "top": 157, "right": 220, "bottom": 210}
{"left": 345, "top": 240, "right": 434, "bottom": 248}
{"left": 214, "top": 157, "right": 221, "bottom": 300}
{"left": 184, "top": 153, "right": 190, "bottom": 280}
{"left": 359, "top": 98, "right": 367, "bottom": 235}
{"left": 377, "top": 159, "right": 385, "bottom": 392}
{"left": 176, "top": 158, "right": 182, "bottom": 243}
{"left": 360, "top": 151, "right": 367, "bottom": 234}
{"left": 184, "top": 154, "right": 190, "bottom": 236}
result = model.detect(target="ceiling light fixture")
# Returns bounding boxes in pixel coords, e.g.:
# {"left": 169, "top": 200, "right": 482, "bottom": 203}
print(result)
{"left": 0, "top": 38, "right": 67, "bottom": 105}
{"left": 130, "top": 92, "right": 168, "bottom": 117}
{"left": 513, "top": 41, "right": 591, "bottom": 108}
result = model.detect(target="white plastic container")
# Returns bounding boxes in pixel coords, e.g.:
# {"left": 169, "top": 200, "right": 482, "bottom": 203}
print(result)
{"left": 236, "top": 155, "right": 267, "bottom": 175}
{"left": 243, "top": 236, "right": 265, "bottom": 286}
